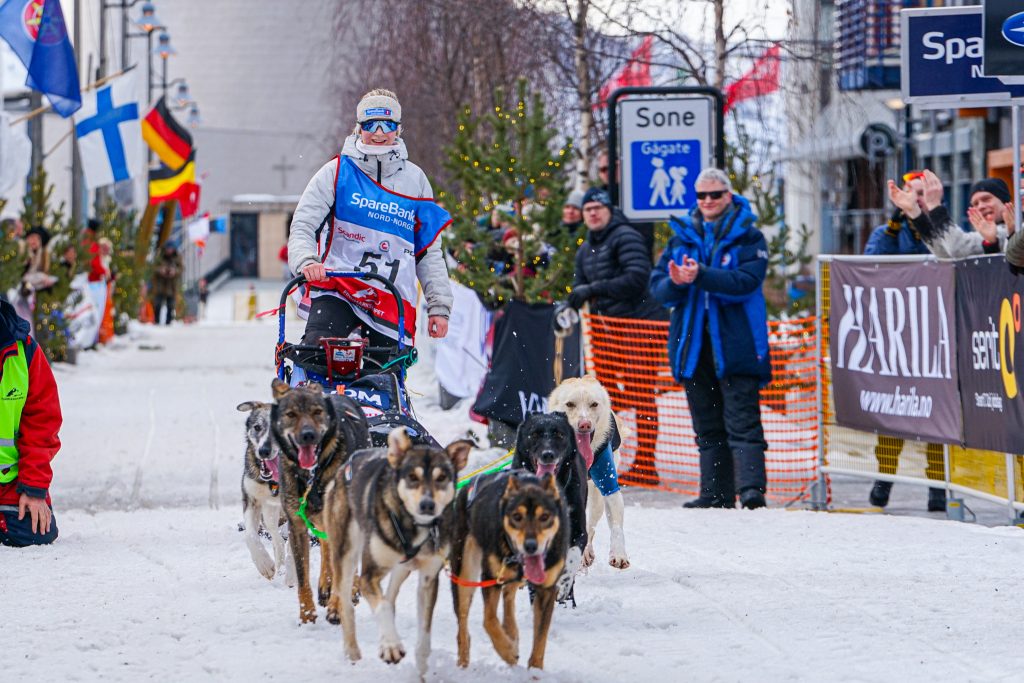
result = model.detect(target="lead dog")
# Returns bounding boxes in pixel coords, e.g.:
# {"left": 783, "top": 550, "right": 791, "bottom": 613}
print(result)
{"left": 237, "top": 400, "right": 291, "bottom": 582}
{"left": 548, "top": 374, "right": 630, "bottom": 569}
{"left": 271, "top": 378, "right": 371, "bottom": 624}
{"left": 450, "top": 470, "right": 569, "bottom": 670}
{"left": 322, "top": 427, "right": 472, "bottom": 675}
{"left": 511, "top": 411, "right": 587, "bottom": 603}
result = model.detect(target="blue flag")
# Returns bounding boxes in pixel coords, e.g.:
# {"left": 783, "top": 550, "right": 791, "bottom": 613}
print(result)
{"left": 0, "top": 0, "right": 81, "bottom": 117}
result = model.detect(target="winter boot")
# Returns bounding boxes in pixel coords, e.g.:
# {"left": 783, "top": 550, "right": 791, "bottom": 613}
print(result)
{"left": 682, "top": 496, "right": 733, "bottom": 509}
{"left": 869, "top": 480, "right": 893, "bottom": 507}
{"left": 927, "top": 487, "right": 947, "bottom": 512}
{"left": 739, "top": 488, "right": 767, "bottom": 510}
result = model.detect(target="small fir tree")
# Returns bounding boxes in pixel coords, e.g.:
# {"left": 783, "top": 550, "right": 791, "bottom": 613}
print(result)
{"left": 443, "top": 80, "right": 579, "bottom": 308}
{"left": 96, "top": 198, "right": 145, "bottom": 333}
{"left": 21, "top": 167, "right": 85, "bottom": 362}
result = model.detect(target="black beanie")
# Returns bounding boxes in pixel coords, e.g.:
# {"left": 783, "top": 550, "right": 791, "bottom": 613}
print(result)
{"left": 969, "top": 178, "right": 1011, "bottom": 204}
{"left": 582, "top": 187, "right": 612, "bottom": 208}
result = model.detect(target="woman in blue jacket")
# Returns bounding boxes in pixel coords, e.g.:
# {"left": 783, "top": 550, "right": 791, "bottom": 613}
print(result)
{"left": 650, "top": 168, "right": 771, "bottom": 510}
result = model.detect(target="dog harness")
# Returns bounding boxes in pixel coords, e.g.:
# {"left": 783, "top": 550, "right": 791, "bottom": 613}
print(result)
{"left": 0, "top": 341, "right": 28, "bottom": 485}
{"left": 388, "top": 509, "right": 439, "bottom": 563}
{"left": 589, "top": 443, "right": 620, "bottom": 496}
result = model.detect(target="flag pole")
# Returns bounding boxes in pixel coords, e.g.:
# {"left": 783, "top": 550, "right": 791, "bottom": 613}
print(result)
{"left": 71, "top": 0, "right": 84, "bottom": 227}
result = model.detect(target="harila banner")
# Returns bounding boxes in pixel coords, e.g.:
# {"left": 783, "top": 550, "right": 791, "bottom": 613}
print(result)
{"left": 829, "top": 259, "right": 961, "bottom": 443}
{"left": 955, "top": 255, "right": 1024, "bottom": 453}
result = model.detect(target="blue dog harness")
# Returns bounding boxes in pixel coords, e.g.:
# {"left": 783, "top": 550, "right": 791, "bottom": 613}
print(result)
{"left": 589, "top": 443, "right": 620, "bottom": 496}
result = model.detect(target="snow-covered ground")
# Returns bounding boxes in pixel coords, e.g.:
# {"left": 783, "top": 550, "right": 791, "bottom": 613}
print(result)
{"left": 9, "top": 290, "right": 1024, "bottom": 682}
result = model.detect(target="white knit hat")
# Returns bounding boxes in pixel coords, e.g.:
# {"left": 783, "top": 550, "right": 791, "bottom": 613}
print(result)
{"left": 357, "top": 94, "right": 402, "bottom": 123}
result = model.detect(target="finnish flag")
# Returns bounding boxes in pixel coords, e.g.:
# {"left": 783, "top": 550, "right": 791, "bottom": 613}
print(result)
{"left": 73, "top": 71, "right": 143, "bottom": 189}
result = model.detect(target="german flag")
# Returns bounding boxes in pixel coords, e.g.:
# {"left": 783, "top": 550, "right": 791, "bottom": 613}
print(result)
{"left": 149, "top": 152, "right": 200, "bottom": 217}
{"left": 142, "top": 97, "right": 193, "bottom": 169}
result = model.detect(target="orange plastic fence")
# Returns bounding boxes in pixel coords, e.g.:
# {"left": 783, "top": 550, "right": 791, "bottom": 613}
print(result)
{"left": 583, "top": 312, "right": 820, "bottom": 504}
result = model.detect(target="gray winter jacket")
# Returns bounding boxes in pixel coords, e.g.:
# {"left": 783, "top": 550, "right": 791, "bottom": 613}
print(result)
{"left": 288, "top": 135, "right": 453, "bottom": 317}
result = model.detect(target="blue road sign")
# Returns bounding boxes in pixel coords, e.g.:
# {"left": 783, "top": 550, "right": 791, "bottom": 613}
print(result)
{"left": 628, "top": 139, "right": 701, "bottom": 213}
{"left": 901, "top": 6, "right": 1024, "bottom": 106}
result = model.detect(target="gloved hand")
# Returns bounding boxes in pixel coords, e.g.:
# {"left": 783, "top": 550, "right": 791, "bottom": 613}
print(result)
{"left": 566, "top": 284, "right": 593, "bottom": 310}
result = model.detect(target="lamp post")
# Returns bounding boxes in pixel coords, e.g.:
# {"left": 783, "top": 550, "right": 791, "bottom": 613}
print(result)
{"left": 153, "top": 31, "right": 177, "bottom": 99}
{"left": 129, "top": 2, "right": 164, "bottom": 107}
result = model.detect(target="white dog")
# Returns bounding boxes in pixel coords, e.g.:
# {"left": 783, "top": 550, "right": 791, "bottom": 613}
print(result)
{"left": 237, "top": 401, "right": 293, "bottom": 585}
{"left": 548, "top": 375, "right": 630, "bottom": 569}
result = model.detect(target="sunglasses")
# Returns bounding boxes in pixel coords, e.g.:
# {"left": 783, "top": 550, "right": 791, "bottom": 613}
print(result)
{"left": 696, "top": 190, "right": 727, "bottom": 201}
{"left": 598, "top": 166, "right": 609, "bottom": 172}
{"left": 360, "top": 119, "right": 399, "bottom": 134}
{"left": 902, "top": 171, "right": 924, "bottom": 183}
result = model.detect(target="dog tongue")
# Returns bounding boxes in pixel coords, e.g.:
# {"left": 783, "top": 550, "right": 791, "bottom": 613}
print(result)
{"left": 535, "top": 462, "right": 558, "bottom": 477}
{"left": 522, "top": 553, "right": 547, "bottom": 585}
{"left": 576, "top": 432, "right": 595, "bottom": 470}
{"left": 297, "top": 445, "right": 317, "bottom": 470}
{"left": 266, "top": 456, "right": 280, "bottom": 482}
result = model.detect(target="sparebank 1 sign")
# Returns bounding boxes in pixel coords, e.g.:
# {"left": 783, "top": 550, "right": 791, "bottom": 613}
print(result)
{"left": 618, "top": 96, "right": 715, "bottom": 222}
{"left": 901, "top": 6, "right": 1024, "bottom": 107}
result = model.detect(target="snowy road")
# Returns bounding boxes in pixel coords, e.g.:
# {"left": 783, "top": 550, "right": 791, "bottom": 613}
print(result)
{"left": 9, "top": 318, "right": 1024, "bottom": 682}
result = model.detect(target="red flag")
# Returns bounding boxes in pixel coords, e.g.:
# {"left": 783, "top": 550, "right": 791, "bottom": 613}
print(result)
{"left": 724, "top": 44, "right": 781, "bottom": 113}
{"left": 595, "top": 36, "right": 654, "bottom": 109}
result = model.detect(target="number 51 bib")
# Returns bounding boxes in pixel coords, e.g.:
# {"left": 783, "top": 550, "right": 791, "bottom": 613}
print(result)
{"left": 314, "top": 156, "right": 451, "bottom": 341}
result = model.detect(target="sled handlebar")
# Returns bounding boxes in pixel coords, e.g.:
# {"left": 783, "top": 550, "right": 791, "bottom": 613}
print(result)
{"left": 278, "top": 271, "right": 408, "bottom": 352}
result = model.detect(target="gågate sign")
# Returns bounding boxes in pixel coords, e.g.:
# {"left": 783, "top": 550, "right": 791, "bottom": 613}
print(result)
{"left": 608, "top": 87, "right": 724, "bottom": 223}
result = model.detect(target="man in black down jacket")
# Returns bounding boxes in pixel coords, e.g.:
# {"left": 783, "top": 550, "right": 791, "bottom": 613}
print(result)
{"left": 567, "top": 187, "right": 667, "bottom": 486}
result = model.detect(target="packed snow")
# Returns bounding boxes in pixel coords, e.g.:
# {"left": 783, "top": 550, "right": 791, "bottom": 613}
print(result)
{"left": 8, "top": 289, "right": 1024, "bottom": 682}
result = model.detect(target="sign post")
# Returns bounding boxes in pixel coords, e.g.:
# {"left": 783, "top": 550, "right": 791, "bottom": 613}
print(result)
{"left": 608, "top": 87, "right": 724, "bottom": 222}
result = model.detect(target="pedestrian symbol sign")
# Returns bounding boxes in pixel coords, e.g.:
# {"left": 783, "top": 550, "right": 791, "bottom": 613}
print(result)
{"left": 616, "top": 95, "right": 717, "bottom": 222}
{"left": 629, "top": 140, "right": 700, "bottom": 213}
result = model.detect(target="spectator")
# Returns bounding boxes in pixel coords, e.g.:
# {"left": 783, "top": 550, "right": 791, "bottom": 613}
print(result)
{"left": 152, "top": 243, "right": 182, "bottom": 325}
{"left": 863, "top": 171, "right": 947, "bottom": 513}
{"left": 595, "top": 149, "right": 654, "bottom": 259}
{"left": 278, "top": 243, "right": 290, "bottom": 280}
{"left": 568, "top": 186, "right": 666, "bottom": 486}
{"left": 562, "top": 189, "right": 584, "bottom": 233}
{"left": 650, "top": 167, "right": 771, "bottom": 510}
{"left": 58, "top": 244, "right": 77, "bottom": 280}
{"left": 899, "top": 171, "right": 1014, "bottom": 258}
{"left": 21, "top": 226, "right": 53, "bottom": 291}
{"left": 198, "top": 278, "right": 209, "bottom": 320}
{"left": 0, "top": 295, "right": 62, "bottom": 546}
{"left": 83, "top": 220, "right": 108, "bottom": 284}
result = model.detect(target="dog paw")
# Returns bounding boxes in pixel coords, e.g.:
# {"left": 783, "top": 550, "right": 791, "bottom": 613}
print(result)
{"left": 299, "top": 608, "right": 317, "bottom": 624}
{"left": 379, "top": 639, "right": 406, "bottom": 664}
{"left": 609, "top": 553, "right": 630, "bottom": 570}
{"left": 251, "top": 549, "right": 276, "bottom": 580}
{"left": 582, "top": 543, "right": 596, "bottom": 568}
{"left": 317, "top": 585, "right": 331, "bottom": 607}
{"left": 326, "top": 608, "right": 340, "bottom": 625}
{"left": 345, "top": 643, "right": 362, "bottom": 662}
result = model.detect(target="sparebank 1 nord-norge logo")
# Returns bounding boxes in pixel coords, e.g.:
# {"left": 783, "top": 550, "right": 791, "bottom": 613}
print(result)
{"left": 1002, "top": 12, "right": 1024, "bottom": 48}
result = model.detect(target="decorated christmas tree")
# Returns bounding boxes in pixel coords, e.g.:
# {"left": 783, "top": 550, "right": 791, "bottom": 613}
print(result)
{"left": 21, "top": 167, "right": 85, "bottom": 362}
{"left": 443, "top": 80, "right": 579, "bottom": 308}
{"left": 96, "top": 198, "right": 146, "bottom": 333}
{"left": 0, "top": 199, "right": 21, "bottom": 296}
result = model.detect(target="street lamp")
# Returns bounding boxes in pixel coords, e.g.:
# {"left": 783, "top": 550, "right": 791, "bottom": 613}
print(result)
{"left": 153, "top": 31, "right": 177, "bottom": 100}
{"left": 129, "top": 1, "right": 164, "bottom": 107}
{"left": 187, "top": 103, "right": 202, "bottom": 128}
{"left": 174, "top": 81, "right": 192, "bottom": 108}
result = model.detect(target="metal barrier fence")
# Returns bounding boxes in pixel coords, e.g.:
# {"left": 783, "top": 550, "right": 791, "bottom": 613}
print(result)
{"left": 817, "top": 255, "right": 1024, "bottom": 523}
{"left": 582, "top": 312, "right": 820, "bottom": 505}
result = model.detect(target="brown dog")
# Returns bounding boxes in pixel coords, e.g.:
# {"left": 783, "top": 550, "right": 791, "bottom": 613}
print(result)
{"left": 270, "top": 378, "right": 370, "bottom": 624}
{"left": 450, "top": 471, "right": 569, "bottom": 670}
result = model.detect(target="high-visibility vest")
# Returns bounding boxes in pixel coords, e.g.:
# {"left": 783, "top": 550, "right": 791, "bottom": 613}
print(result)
{"left": 0, "top": 341, "right": 28, "bottom": 484}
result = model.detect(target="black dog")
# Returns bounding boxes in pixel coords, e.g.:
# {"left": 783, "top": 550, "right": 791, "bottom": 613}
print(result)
{"left": 511, "top": 411, "right": 587, "bottom": 604}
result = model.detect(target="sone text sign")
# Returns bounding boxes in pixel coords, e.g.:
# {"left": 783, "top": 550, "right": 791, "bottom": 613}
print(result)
{"left": 617, "top": 96, "right": 716, "bottom": 222}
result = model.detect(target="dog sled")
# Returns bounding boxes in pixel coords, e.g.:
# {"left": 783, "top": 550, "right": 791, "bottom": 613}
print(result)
{"left": 275, "top": 271, "right": 439, "bottom": 449}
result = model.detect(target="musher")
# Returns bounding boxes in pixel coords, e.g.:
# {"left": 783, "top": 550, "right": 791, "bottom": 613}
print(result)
{"left": 0, "top": 296, "right": 62, "bottom": 547}
{"left": 288, "top": 89, "right": 453, "bottom": 369}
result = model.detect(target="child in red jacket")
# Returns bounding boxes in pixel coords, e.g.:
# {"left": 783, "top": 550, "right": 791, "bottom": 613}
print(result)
{"left": 0, "top": 296, "right": 62, "bottom": 546}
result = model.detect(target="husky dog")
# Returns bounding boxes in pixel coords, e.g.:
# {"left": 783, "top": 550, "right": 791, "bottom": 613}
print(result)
{"left": 237, "top": 401, "right": 290, "bottom": 582}
{"left": 270, "top": 378, "right": 371, "bottom": 624}
{"left": 511, "top": 412, "right": 587, "bottom": 603}
{"left": 450, "top": 471, "right": 569, "bottom": 670}
{"left": 322, "top": 428, "right": 472, "bottom": 675}
{"left": 548, "top": 374, "right": 630, "bottom": 569}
